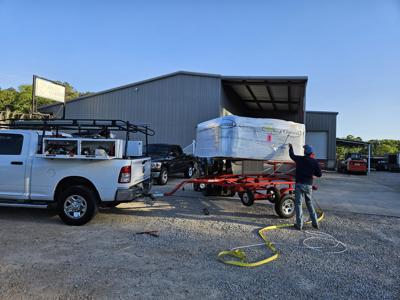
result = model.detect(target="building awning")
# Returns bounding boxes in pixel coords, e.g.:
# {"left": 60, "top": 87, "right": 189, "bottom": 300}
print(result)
{"left": 221, "top": 76, "right": 307, "bottom": 113}
{"left": 336, "top": 138, "right": 370, "bottom": 146}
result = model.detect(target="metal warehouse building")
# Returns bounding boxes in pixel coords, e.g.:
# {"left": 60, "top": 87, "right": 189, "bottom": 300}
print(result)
{"left": 41, "top": 71, "right": 338, "bottom": 168}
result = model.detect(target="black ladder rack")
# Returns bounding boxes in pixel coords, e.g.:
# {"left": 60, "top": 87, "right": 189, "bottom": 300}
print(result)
{"left": 1, "top": 118, "right": 155, "bottom": 157}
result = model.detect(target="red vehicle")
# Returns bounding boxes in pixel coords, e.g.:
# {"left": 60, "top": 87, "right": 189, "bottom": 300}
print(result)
{"left": 338, "top": 153, "right": 367, "bottom": 174}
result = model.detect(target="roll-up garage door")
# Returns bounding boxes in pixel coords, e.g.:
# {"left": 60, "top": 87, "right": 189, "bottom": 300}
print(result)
{"left": 306, "top": 131, "right": 328, "bottom": 159}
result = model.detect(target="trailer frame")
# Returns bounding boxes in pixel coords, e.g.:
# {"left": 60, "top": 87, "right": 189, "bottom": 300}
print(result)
{"left": 159, "top": 161, "right": 297, "bottom": 219}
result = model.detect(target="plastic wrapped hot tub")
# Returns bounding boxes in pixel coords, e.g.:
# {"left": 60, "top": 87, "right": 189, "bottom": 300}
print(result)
{"left": 195, "top": 115, "right": 305, "bottom": 161}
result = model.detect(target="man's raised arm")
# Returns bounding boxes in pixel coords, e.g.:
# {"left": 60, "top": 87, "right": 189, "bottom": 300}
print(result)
{"left": 288, "top": 144, "right": 298, "bottom": 162}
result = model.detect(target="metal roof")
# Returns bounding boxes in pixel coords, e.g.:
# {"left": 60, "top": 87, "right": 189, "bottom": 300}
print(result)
{"left": 40, "top": 71, "right": 308, "bottom": 113}
{"left": 40, "top": 71, "right": 221, "bottom": 109}
{"left": 221, "top": 76, "right": 307, "bottom": 113}
{"left": 307, "top": 111, "right": 339, "bottom": 115}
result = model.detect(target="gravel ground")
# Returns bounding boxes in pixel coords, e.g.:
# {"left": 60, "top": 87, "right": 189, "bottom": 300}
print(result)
{"left": 0, "top": 174, "right": 399, "bottom": 299}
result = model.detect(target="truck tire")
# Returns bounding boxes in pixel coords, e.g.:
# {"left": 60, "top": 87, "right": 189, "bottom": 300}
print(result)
{"left": 184, "top": 165, "right": 194, "bottom": 178}
{"left": 57, "top": 185, "right": 98, "bottom": 226}
{"left": 275, "top": 194, "right": 295, "bottom": 219}
{"left": 238, "top": 190, "right": 255, "bottom": 206}
{"left": 157, "top": 168, "right": 168, "bottom": 185}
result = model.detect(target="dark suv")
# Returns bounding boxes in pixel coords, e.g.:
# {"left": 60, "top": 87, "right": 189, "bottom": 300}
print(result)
{"left": 148, "top": 144, "right": 196, "bottom": 185}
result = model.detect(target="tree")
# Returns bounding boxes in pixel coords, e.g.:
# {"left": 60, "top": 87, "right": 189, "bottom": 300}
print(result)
{"left": 0, "top": 82, "right": 90, "bottom": 114}
{"left": 57, "top": 81, "right": 80, "bottom": 100}
{"left": 337, "top": 135, "right": 400, "bottom": 159}
{"left": 336, "top": 135, "right": 364, "bottom": 159}
{"left": 344, "top": 135, "right": 363, "bottom": 142}
{"left": 369, "top": 139, "right": 400, "bottom": 156}
{"left": 0, "top": 88, "right": 18, "bottom": 110}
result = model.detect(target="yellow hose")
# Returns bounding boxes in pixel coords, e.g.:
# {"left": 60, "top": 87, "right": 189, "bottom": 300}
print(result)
{"left": 217, "top": 210, "right": 325, "bottom": 267}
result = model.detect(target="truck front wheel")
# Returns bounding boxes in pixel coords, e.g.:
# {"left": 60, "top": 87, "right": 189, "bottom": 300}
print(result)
{"left": 157, "top": 168, "right": 168, "bottom": 185}
{"left": 57, "top": 185, "right": 98, "bottom": 226}
{"left": 184, "top": 165, "right": 194, "bottom": 178}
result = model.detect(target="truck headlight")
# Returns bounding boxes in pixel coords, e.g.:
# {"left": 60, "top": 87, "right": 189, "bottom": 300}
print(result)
{"left": 151, "top": 162, "right": 162, "bottom": 169}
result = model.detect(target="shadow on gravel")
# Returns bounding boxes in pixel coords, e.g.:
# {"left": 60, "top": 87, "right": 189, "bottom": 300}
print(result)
{"left": 0, "top": 207, "right": 61, "bottom": 224}
{"left": 100, "top": 196, "right": 282, "bottom": 228}
{"left": 0, "top": 193, "right": 283, "bottom": 227}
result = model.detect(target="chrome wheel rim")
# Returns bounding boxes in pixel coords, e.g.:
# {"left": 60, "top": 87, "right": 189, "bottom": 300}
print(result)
{"left": 162, "top": 171, "right": 168, "bottom": 183}
{"left": 64, "top": 195, "right": 87, "bottom": 219}
{"left": 282, "top": 199, "right": 294, "bottom": 215}
{"left": 188, "top": 167, "right": 193, "bottom": 177}
{"left": 268, "top": 190, "right": 276, "bottom": 201}
{"left": 242, "top": 193, "right": 250, "bottom": 203}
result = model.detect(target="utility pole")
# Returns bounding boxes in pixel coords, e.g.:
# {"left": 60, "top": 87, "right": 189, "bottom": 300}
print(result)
{"left": 31, "top": 75, "right": 37, "bottom": 114}
{"left": 368, "top": 143, "right": 371, "bottom": 174}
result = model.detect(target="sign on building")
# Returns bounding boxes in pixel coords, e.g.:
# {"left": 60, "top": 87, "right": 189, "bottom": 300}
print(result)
{"left": 34, "top": 76, "right": 66, "bottom": 103}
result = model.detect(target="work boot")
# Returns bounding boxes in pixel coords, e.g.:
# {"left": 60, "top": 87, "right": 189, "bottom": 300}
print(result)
{"left": 312, "top": 223, "right": 319, "bottom": 230}
{"left": 293, "top": 224, "right": 302, "bottom": 231}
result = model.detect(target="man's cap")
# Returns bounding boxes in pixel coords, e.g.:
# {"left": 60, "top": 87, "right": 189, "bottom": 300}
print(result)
{"left": 303, "top": 144, "right": 314, "bottom": 155}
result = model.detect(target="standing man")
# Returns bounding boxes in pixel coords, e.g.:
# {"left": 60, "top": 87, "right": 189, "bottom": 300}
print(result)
{"left": 288, "top": 144, "right": 322, "bottom": 230}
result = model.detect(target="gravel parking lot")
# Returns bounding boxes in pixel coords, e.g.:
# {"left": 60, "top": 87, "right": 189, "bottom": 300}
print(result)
{"left": 0, "top": 172, "right": 399, "bottom": 299}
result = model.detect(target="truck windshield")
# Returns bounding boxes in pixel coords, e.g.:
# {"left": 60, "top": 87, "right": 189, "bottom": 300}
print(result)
{"left": 147, "top": 144, "right": 170, "bottom": 155}
{"left": 349, "top": 153, "right": 362, "bottom": 160}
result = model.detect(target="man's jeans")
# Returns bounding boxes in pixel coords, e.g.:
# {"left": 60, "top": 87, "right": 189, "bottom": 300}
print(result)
{"left": 294, "top": 183, "right": 318, "bottom": 228}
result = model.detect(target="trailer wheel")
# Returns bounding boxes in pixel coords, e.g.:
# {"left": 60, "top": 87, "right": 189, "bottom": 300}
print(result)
{"left": 194, "top": 183, "right": 206, "bottom": 192}
{"left": 57, "top": 185, "right": 98, "bottom": 226}
{"left": 275, "top": 194, "right": 295, "bottom": 219}
{"left": 239, "top": 190, "right": 254, "bottom": 206}
{"left": 266, "top": 187, "right": 280, "bottom": 204}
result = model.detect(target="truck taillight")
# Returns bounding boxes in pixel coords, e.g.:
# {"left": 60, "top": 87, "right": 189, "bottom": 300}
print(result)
{"left": 119, "top": 165, "right": 131, "bottom": 183}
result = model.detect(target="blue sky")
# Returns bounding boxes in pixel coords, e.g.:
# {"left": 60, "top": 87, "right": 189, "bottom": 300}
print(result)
{"left": 0, "top": 0, "right": 399, "bottom": 140}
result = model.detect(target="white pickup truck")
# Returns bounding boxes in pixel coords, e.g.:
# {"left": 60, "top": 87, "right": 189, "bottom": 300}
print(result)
{"left": 0, "top": 128, "right": 152, "bottom": 225}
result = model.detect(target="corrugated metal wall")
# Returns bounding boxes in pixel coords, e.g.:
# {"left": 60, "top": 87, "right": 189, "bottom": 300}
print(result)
{"left": 305, "top": 112, "right": 338, "bottom": 166}
{"left": 42, "top": 74, "right": 221, "bottom": 147}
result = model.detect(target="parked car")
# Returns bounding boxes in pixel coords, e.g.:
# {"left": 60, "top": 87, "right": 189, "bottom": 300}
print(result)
{"left": 148, "top": 144, "right": 196, "bottom": 185}
{"left": 388, "top": 153, "right": 400, "bottom": 172}
{"left": 338, "top": 153, "right": 367, "bottom": 174}
{"left": 369, "top": 156, "right": 388, "bottom": 171}
{"left": 0, "top": 119, "right": 153, "bottom": 225}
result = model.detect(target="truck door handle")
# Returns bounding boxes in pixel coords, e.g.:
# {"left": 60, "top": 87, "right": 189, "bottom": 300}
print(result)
{"left": 11, "top": 161, "right": 23, "bottom": 165}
